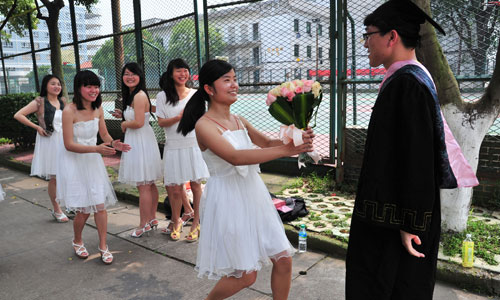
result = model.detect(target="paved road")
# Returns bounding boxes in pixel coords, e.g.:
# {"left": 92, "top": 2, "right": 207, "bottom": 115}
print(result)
{"left": 0, "top": 166, "right": 496, "bottom": 300}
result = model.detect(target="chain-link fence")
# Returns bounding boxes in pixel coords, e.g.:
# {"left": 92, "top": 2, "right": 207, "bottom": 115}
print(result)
{"left": 0, "top": 0, "right": 498, "bottom": 171}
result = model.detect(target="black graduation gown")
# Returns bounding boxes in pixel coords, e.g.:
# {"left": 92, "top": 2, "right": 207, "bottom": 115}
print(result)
{"left": 345, "top": 67, "right": 454, "bottom": 300}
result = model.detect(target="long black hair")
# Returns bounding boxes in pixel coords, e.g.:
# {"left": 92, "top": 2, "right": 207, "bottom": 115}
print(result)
{"left": 160, "top": 58, "right": 193, "bottom": 106}
{"left": 73, "top": 70, "right": 102, "bottom": 110}
{"left": 40, "top": 74, "right": 63, "bottom": 99}
{"left": 177, "top": 59, "right": 234, "bottom": 136}
{"left": 121, "top": 62, "right": 152, "bottom": 120}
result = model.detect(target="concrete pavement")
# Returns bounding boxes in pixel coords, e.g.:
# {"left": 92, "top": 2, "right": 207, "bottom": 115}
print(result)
{"left": 0, "top": 166, "right": 497, "bottom": 300}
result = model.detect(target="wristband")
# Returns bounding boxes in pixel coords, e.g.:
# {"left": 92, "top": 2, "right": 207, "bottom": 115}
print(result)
{"left": 110, "top": 140, "right": 114, "bottom": 148}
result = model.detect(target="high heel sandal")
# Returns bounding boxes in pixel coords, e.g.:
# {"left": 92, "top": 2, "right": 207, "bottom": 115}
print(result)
{"left": 131, "top": 223, "right": 152, "bottom": 238}
{"left": 181, "top": 211, "right": 194, "bottom": 225}
{"left": 161, "top": 221, "right": 173, "bottom": 235}
{"left": 149, "top": 219, "right": 159, "bottom": 230}
{"left": 98, "top": 246, "right": 113, "bottom": 265}
{"left": 186, "top": 224, "right": 200, "bottom": 243}
{"left": 170, "top": 222, "right": 183, "bottom": 241}
{"left": 52, "top": 210, "right": 69, "bottom": 223}
{"left": 72, "top": 241, "right": 89, "bottom": 259}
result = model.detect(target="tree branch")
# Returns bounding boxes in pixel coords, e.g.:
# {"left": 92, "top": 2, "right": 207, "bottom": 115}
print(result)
{"left": 0, "top": 0, "right": 18, "bottom": 32}
{"left": 35, "top": 0, "right": 49, "bottom": 20}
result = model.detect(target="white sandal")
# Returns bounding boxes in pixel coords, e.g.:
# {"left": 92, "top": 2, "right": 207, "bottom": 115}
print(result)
{"left": 98, "top": 246, "right": 113, "bottom": 265}
{"left": 72, "top": 241, "right": 89, "bottom": 259}
{"left": 52, "top": 211, "right": 69, "bottom": 223}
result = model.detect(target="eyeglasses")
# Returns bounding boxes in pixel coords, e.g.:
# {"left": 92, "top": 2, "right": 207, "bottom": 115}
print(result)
{"left": 362, "top": 31, "right": 382, "bottom": 41}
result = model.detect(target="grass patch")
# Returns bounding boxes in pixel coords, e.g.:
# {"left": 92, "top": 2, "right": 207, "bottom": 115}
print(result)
{"left": 441, "top": 217, "right": 500, "bottom": 265}
{"left": 313, "top": 221, "right": 326, "bottom": 228}
{"left": 326, "top": 214, "right": 339, "bottom": 220}
{"left": 321, "top": 209, "right": 334, "bottom": 213}
{"left": 303, "top": 171, "right": 335, "bottom": 194}
{"left": 0, "top": 137, "right": 11, "bottom": 145}
{"left": 281, "top": 177, "right": 304, "bottom": 191}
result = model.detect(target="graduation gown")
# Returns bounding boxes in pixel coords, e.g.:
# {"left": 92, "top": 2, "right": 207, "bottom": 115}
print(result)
{"left": 345, "top": 64, "right": 457, "bottom": 300}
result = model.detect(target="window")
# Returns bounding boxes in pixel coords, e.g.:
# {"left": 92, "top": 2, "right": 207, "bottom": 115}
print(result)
{"left": 294, "top": 19, "right": 299, "bottom": 32}
{"left": 306, "top": 22, "right": 311, "bottom": 35}
{"left": 253, "top": 70, "right": 260, "bottom": 83}
{"left": 45, "top": 32, "right": 49, "bottom": 38}
{"left": 319, "top": 47, "right": 323, "bottom": 59}
{"left": 240, "top": 24, "right": 248, "bottom": 42}
{"left": 318, "top": 24, "right": 323, "bottom": 36}
{"left": 252, "top": 23, "right": 259, "bottom": 41}
{"left": 21, "top": 42, "right": 30, "bottom": 48}
{"left": 33, "top": 32, "right": 39, "bottom": 38}
{"left": 307, "top": 46, "right": 312, "bottom": 58}
{"left": 253, "top": 47, "right": 260, "bottom": 65}
{"left": 294, "top": 44, "right": 299, "bottom": 57}
{"left": 2, "top": 41, "right": 13, "bottom": 48}
{"left": 35, "top": 43, "right": 40, "bottom": 50}
{"left": 228, "top": 26, "right": 235, "bottom": 43}
{"left": 22, "top": 54, "right": 31, "bottom": 61}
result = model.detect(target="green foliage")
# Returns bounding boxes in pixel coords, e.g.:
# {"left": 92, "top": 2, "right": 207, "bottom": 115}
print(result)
{"left": 303, "top": 171, "right": 335, "bottom": 194}
{"left": 166, "top": 19, "right": 225, "bottom": 71}
{"left": 92, "top": 30, "right": 166, "bottom": 74}
{"left": 0, "top": 137, "right": 11, "bottom": 144}
{"left": 0, "top": 93, "right": 38, "bottom": 149}
{"left": 0, "top": 0, "right": 37, "bottom": 40}
{"left": 441, "top": 217, "right": 500, "bottom": 265}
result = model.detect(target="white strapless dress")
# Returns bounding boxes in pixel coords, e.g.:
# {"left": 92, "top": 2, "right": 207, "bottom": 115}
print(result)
{"left": 31, "top": 110, "right": 63, "bottom": 179}
{"left": 118, "top": 107, "right": 162, "bottom": 186}
{"left": 56, "top": 118, "right": 117, "bottom": 213}
{"left": 196, "top": 127, "right": 295, "bottom": 280}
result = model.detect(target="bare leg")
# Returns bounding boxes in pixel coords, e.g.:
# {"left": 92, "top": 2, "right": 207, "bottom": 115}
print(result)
{"left": 181, "top": 185, "right": 194, "bottom": 222}
{"left": 73, "top": 212, "right": 90, "bottom": 245}
{"left": 94, "top": 210, "right": 108, "bottom": 250}
{"left": 206, "top": 272, "right": 257, "bottom": 300}
{"left": 189, "top": 181, "right": 202, "bottom": 230}
{"left": 166, "top": 185, "right": 184, "bottom": 235}
{"left": 150, "top": 183, "right": 159, "bottom": 221}
{"left": 48, "top": 177, "right": 64, "bottom": 214}
{"left": 137, "top": 184, "right": 152, "bottom": 228}
{"left": 270, "top": 257, "right": 293, "bottom": 300}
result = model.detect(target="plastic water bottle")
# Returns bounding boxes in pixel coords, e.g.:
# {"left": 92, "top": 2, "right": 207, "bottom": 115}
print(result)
{"left": 298, "top": 224, "right": 307, "bottom": 253}
{"left": 462, "top": 234, "right": 474, "bottom": 268}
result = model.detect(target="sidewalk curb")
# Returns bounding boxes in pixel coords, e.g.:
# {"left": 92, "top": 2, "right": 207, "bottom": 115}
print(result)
{"left": 1, "top": 155, "right": 499, "bottom": 296}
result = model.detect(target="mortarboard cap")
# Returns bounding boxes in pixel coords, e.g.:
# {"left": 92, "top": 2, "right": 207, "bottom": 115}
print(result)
{"left": 366, "top": 0, "right": 446, "bottom": 39}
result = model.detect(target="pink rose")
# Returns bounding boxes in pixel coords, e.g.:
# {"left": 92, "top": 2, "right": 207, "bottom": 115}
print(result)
{"left": 266, "top": 93, "right": 277, "bottom": 106}
{"left": 303, "top": 80, "right": 313, "bottom": 93}
{"left": 286, "top": 91, "right": 295, "bottom": 101}
{"left": 280, "top": 87, "right": 290, "bottom": 97}
{"left": 295, "top": 86, "right": 303, "bottom": 94}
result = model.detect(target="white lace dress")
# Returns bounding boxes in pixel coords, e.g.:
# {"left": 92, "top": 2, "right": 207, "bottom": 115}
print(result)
{"left": 31, "top": 110, "right": 63, "bottom": 179}
{"left": 156, "top": 90, "right": 209, "bottom": 185}
{"left": 56, "top": 118, "right": 117, "bottom": 213}
{"left": 118, "top": 107, "right": 162, "bottom": 186}
{"left": 196, "top": 121, "right": 295, "bottom": 280}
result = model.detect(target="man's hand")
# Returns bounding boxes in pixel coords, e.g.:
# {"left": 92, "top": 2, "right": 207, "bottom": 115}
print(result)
{"left": 400, "top": 230, "right": 425, "bottom": 258}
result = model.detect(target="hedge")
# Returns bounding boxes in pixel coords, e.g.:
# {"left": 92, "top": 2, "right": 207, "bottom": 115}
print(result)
{"left": 0, "top": 93, "right": 38, "bottom": 149}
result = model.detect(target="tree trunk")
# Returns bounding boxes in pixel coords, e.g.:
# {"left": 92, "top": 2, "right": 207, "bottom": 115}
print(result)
{"left": 415, "top": 0, "right": 500, "bottom": 232}
{"left": 43, "top": 0, "right": 67, "bottom": 98}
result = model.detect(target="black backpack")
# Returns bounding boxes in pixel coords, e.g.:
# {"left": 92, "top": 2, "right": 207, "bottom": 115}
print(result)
{"left": 270, "top": 193, "right": 309, "bottom": 222}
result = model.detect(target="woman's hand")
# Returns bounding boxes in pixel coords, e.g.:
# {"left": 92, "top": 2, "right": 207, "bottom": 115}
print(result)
{"left": 111, "top": 139, "right": 131, "bottom": 152}
{"left": 112, "top": 109, "right": 122, "bottom": 119}
{"left": 96, "top": 142, "right": 116, "bottom": 155}
{"left": 301, "top": 127, "right": 315, "bottom": 146}
{"left": 121, "top": 121, "right": 127, "bottom": 133}
{"left": 177, "top": 109, "right": 184, "bottom": 121}
{"left": 36, "top": 125, "right": 49, "bottom": 137}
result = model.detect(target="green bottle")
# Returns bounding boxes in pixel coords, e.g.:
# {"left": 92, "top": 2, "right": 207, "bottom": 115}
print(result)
{"left": 462, "top": 234, "right": 474, "bottom": 268}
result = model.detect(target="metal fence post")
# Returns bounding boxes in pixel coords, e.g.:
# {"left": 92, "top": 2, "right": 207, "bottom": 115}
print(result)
{"left": 69, "top": 0, "right": 80, "bottom": 71}
{"left": 111, "top": 0, "right": 124, "bottom": 103}
{"left": 193, "top": 0, "right": 203, "bottom": 73}
{"left": 336, "top": 0, "right": 347, "bottom": 184}
{"left": 0, "top": 35, "right": 8, "bottom": 94}
{"left": 202, "top": 0, "right": 210, "bottom": 62}
{"left": 27, "top": 13, "right": 40, "bottom": 92}
{"left": 133, "top": 0, "right": 144, "bottom": 69}
{"left": 330, "top": 0, "right": 336, "bottom": 165}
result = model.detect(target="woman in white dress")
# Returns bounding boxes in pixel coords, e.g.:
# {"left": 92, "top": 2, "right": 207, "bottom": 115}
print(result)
{"left": 156, "top": 58, "right": 209, "bottom": 241}
{"left": 58, "top": 70, "right": 130, "bottom": 265}
{"left": 177, "top": 60, "right": 314, "bottom": 300}
{"left": 14, "top": 75, "right": 68, "bottom": 222}
{"left": 118, "top": 62, "right": 162, "bottom": 237}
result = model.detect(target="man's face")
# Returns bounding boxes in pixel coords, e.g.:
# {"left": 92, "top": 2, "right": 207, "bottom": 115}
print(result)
{"left": 363, "top": 25, "right": 390, "bottom": 68}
